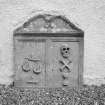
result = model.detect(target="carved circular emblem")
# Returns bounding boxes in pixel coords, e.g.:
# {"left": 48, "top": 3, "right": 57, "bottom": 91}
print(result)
{"left": 22, "top": 61, "right": 30, "bottom": 72}
{"left": 32, "top": 63, "right": 42, "bottom": 74}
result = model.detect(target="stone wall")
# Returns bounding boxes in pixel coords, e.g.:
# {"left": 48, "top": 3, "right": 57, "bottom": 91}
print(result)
{"left": 0, "top": 0, "right": 105, "bottom": 85}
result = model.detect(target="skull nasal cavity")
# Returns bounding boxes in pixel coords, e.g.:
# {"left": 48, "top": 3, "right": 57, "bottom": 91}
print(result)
{"left": 65, "top": 51, "right": 68, "bottom": 53}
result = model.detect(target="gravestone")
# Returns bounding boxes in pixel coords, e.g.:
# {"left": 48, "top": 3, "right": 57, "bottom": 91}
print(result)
{"left": 13, "top": 14, "right": 84, "bottom": 88}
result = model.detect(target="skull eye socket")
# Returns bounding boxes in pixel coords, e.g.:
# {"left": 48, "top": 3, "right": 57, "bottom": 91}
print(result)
{"left": 63, "top": 48, "right": 66, "bottom": 51}
{"left": 67, "top": 48, "right": 69, "bottom": 50}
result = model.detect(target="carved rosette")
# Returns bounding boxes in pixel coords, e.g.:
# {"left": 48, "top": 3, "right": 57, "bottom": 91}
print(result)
{"left": 22, "top": 61, "right": 30, "bottom": 72}
{"left": 32, "top": 63, "right": 42, "bottom": 74}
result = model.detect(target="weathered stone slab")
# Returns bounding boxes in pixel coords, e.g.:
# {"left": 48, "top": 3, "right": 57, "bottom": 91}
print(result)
{"left": 13, "top": 14, "right": 84, "bottom": 88}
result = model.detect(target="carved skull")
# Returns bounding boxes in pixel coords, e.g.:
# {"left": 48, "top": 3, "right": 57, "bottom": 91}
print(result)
{"left": 60, "top": 44, "right": 70, "bottom": 58}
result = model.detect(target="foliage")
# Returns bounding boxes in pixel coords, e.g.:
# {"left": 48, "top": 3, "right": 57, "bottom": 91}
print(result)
{"left": 0, "top": 85, "right": 105, "bottom": 105}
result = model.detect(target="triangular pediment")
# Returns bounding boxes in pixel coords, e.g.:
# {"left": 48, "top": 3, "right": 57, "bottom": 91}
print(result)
{"left": 14, "top": 14, "right": 83, "bottom": 34}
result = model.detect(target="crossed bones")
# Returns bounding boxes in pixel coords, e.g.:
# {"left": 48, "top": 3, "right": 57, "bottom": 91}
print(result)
{"left": 59, "top": 59, "right": 72, "bottom": 72}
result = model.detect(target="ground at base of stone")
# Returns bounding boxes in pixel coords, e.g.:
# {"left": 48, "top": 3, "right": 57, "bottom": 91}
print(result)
{"left": 0, "top": 85, "right": 105, "bottom": 105}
